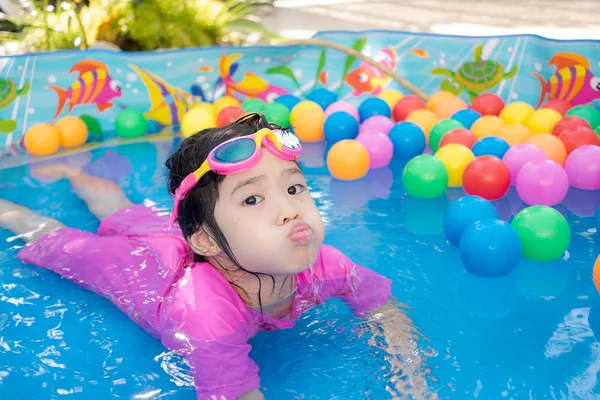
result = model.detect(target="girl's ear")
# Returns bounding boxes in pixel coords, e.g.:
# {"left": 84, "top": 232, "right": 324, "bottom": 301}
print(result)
{"left": 189, "top": 229, "right": 222, "bottom": 257}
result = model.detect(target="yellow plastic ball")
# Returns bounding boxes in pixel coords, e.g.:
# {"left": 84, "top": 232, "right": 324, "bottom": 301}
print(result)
{"left": 290, "top": 100, "right": 322, "bottom": 126}
{"left": 55, "top": 116, "right": 88, "bottom": 148}
{"left": 23, "top": 124, "right": 61, "bottom": 156}
{"left": 496, "top": 124, "right": 533, "bottom": 146}
{"left": 192, "top": 102, "right": 217, "bottom": 117}
{"left": 406, "top": 109, "right": 439, "bottom": 143}
{"left": 471, "top": 115, "right": 505, "bottom": 139}
{"left": 214, "top": 96, "right": 241, "bottom": 114}
{"left": 378, "top": 90, "right": 403, "bottom": 109}
{"left": 326, "top": 140, "right": 370, "bottom": 181}
{"left": 434, "top": 97, "right": 468, "bottom": 119}
{"left": 181, "top": 107, "right": 217, "bottom": 138}
{"left": 523, "top": 108, "right": 563, "bottom": 135}
{"left": 499, "top": 101, "right": 535, "bottom": 124}
{"left": 427, "top": 91, "right": 456, "bottom": 111}
{"left": 434, "top": 143, "right": 475, "bottom": 187}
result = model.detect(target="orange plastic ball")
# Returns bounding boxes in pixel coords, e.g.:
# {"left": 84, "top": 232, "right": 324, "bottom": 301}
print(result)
{"left": 427, "top": 91, "right": 456, "bottom": 111}
{"left": 434, "top": 97, "right": 469, "bottom": 119}
{"left": 496, "top": 124, "right": 532, "bottom": 146}
{"left": 326, "top": 140, "right": 370, "bottom": 181}
{"left": 406, "top": 109, "right": 438, "bottom": 143}
{"left": 527, "top": 133, "right": 568, "bottom": 165}
{"left": 23, "top": 124, "right": 61, "bottom": 156}
{"left": 471, "top": 115, "right": 505, "bottom": 139}
{"left": 55, "top": 116, "right": 88, "bottom": 148}
{"left": 594, "top": 255, "right": 600, "bottom": 294}
{"left": 292, "top": 109, "right": 325, "bottom": 142}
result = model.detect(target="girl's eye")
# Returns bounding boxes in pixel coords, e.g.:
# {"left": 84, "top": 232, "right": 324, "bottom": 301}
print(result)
{"left": 243, "top": 195, "right": 262, "bottom": 206}
{"left": 288, "top": 184, "right": 305, "bottom": 195}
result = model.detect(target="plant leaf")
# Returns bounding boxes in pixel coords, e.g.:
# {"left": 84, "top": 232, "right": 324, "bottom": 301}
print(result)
{"left": 266, "top": 65, "right": 302, "bottom": 91}
{"left": 311, "top": 47, "right": 326, "bottom": 93}
{"left": 337, "top": 37, "right": 368, "bottom": 95}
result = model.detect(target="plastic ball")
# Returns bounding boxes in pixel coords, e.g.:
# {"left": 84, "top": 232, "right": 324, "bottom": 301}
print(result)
{"left": 402, "top": 154, "right": 449, "bottom": 198}
{"left": 496, "top": 124, "right": 532, "bottom": 146}
{"left": 596, "top": 206, "right": 600, "bottom": 233}
{"left": 471, "top": 137, "right": 510, "bottom": 159}
{"left": 358, "top": 97, "right": 391, "bottom": 122}
{"left": 213, "top": 96, "right": 241, "bottom": 114}
{"left": 552, "top": 115, "right": 592, "bottom": 136}
{"left": 516, "top": 160, "right": 569, "bottom": 206}
{"left": 443, "top": 195, "right": 499, "bottom": 247}
{"left": 393, "top": 95, "right": 426, "bottom": 121}
{"left": 429, "top": 119, "right": 464, "bottom": 152}
{"left": 471, "top": 115, "right": 505, "bottom": 139}
{"left": 471, "top": 93, "right": 505, "bottom": 116}
{"left": 326, "top": 140, "right": 370, "bottom": 180}
{"left": 242, "top": 98, "right": 267, "bottom": 113}
{"left": 389, "top": 121, "right": 426, "bottom": 160}
{"left": 291, "top": 104, "right": 325, "bottom": 143}
{"left": 356, "top": 132, "right": 394, "bottom": 169}
{"left": 55, "top": 116, "right": 88, "bottom": 148}
{"left": 565, "top": 105, "right": 600, "bottom": 128}
{"left": 290, "top": 100, "right": 322, "bottom": 125}
{"left": 451, "top": 108, "right": 481, "bottom": 129}
{"left": 434, "top": 144, "right": 475, "bottom": 187}
{"left": 180, "top": 107, "right": 216, "bottom": 138}
{"left": 463, "top": 156, "right": 511, "bottom": 201}
{"left": 324, "top": 112, "right": 359, "bottom": 144}
{"left": 427, "top": 91, "right": 457, "bottom": 111}
{"left": 564, "top": 145, "right": 600, "bottom": 190}
{"left": 502, "top": 143, "right": 548, "bottom": 185}
{"left": 378, "top": 90, "right": 403, "bottom": 110}
{"left": 459, "top": 218, "right": 522, "bottom": 277}
{"left": 524, "top": 108, "right": 563, "bottom": 135}
{"left": 558, "top": 125, "right": 600, "bottom": 154}
{"left": 526, "top": 133, "right": 567, "bottom": 165}
{"left": 307, "top": 88, "right": 337, "bottom": 110}
{"left": 116, "top": 109, "right": 148, "bottom": 138}
{"left": 499, "top": 102, "right": 535, "bottom": 124}
{"left": 23, "top": 124, "right": 60, "bottom": 156}
{"left": 543, "top": 98, "right": 572, "bottom": 116}
{"left": 80, "top": 114, "right": 103, "bottom": 139}
{"left": 275, "top": 94, "right": 301, "bottom": 111}
{"left": 360, "top": 115, "right": 394, "bottom": 136}
{"left": 594, "top": 255, "right": 600, "bottom": 294}
{"left": 325, "top": 101, "right": 359, "bottom": 121}
{"left": 511, "top": 206, "right": 571, "bottom": 262}
{"left": 264, "top": 102, "right": 290, "bottom": 126}
{"left": 216, "top": 106, "right": 246, "bottom": 127}
{"left": 405, "top": 109, "right": 439, "bottom": 143}
{"left": 439, "top": 128, "right": 477, "bottom": 149}
{"left": 434, "top": 97, "right": 469, "bottom": 119}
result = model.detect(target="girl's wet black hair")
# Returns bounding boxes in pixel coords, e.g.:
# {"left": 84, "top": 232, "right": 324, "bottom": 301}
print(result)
{"left": 165, "top": 113, "right": 286, "bottom": 311}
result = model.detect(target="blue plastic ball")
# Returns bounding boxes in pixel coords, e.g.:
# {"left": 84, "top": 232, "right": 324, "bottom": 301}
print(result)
{"left": 389, "top": 121, "right": 426, "bottom": 160}
{"left": 459, "top": 218, "right": 522, "bottom": 277}
{"left": 358, "top": 97, "right": 391, "bottom": 122}
{"left": 595, "top": 205, "right": 600, "bottom": 233}
{"left": 307, "top": 88, "right": 337, "bottom": 110}
{"left": 275, "top": 94, "right": 301, "bottom": 111}
{"left": 443, "top": 195, "right": 499, "bottom": 247}
{"left": 324, "top": 111, "right": 360, "bottom": 144}
{"left": 471, "top": 136, "right": 511, "bottom": 159}
{"left": 451, "top": 108, "right": 481, "bottom": 129}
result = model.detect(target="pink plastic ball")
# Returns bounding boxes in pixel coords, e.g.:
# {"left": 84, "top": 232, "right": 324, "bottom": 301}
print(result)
{"left": 502, "top": 143, "right": 548, "bottom": 185}
{"left": 516, "top": 159, "right": 569, "bottom": 206}
{"left": 356, "top": 132, "right": 394, "bottom": 169}
{"left": 564, "top": 145, "right": 600, "bottom": 190}
{"left": 359, "top": 115, "right": 395, "bottom": 136}
{"left": 324, "top": 101, "right": 359, "bottom": 121}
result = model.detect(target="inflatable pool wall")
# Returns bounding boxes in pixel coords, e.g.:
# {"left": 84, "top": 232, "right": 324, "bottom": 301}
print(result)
{"left": 1, "top": 30, "right": 600, "bottom": 158}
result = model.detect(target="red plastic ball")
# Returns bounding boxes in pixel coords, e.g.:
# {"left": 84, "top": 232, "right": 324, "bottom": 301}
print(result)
{"left": 217, "top": 106, "right": 246, "bottom": 127}
{"left": 543, "top": 99, "right": 573, "bottom": 116}
{"left": 439, "top": 128, "right": 477, "bottom": 149}
{"left": 558, "top": 125, "right": 600, "bottom": 154}
{"left": 551, "top": 115, "right": 591, "bottom": 136}
{"left": 462, "top": 155, "right": 510, "bottom": 201}
{"left": 393, "top": 95, "right": 426, "bottom": 121}
{"left": 471, "top": 93, "right": 505, "bottom": 116}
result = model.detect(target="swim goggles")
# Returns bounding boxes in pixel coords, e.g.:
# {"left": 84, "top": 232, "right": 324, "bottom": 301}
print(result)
{"left": 169, "top": 128, "right": 302, "bottom": 227}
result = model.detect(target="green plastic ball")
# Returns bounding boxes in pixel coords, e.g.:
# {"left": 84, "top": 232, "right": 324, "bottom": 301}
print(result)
{"left": 242, "top": 98, "right": 267, "bottom": 113}
{"left": 510, "top": 205, "right": 571, "bottom": 262}
{"left": 565, "top": 105, "right": 600, "bottom": 129}
{"left": 595, "top": 124, "right": 600, "bottom": 138}
{"left": 115, "top": 109, "right": 147, "bottom": 139}
{"left": 402, "top": 154, "right": 449, "bottom": 199}
{"left": 79, "top": 114, "right": 103, "bottom": 141}
{"left": 264, "top": 102, "right": 290, "bottom": 127}
{"left": 429, "top": 119, "right": 464, "bottom": 152}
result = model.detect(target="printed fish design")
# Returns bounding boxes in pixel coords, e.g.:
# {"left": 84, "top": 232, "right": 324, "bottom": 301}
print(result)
{"left": 203, "top": 53, "right": 289, "bottom": 102}
{"left": 46, "top": 59, "right": 122, "bottom": 120}
{"left": 345, "top": 46, "right": 398, "bottom": 96}
{"left": 0, "top": 78, "right": 30, "bottom": 133}
{"left": 532, "top": 52, "right": 600, "bottom": 108}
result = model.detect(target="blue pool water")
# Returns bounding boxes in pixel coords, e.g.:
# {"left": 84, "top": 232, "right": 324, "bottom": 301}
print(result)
{"left": 1, "top": 138, "right": 599, "bottom": 399}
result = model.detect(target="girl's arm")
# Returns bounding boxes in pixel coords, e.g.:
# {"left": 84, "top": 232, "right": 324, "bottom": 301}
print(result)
{"left": 238, "top": 388, "right": 265, "bottom": 400}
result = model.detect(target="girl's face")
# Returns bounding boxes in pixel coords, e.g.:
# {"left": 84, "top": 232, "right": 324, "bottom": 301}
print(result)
{"left": 213, "top": 151, "right": 325, "bottom": 276}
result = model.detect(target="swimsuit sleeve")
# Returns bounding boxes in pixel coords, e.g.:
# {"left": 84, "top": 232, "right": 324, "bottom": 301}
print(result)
{"left": 311, "top": 245, "right": 392, "bottom": 316}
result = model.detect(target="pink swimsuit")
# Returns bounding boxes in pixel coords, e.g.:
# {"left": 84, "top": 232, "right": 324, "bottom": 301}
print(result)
{"left": 17, "top": 204, "right": 392, "bottom": 400}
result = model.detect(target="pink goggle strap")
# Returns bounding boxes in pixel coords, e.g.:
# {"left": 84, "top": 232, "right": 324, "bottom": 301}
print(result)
{"left": 168, "top": 164, "right": 209, "bottom": 228}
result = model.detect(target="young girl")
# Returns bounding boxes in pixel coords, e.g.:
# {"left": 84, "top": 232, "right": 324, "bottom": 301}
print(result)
{"left": 0, "top": 113, "right": 435, "bottom": 399}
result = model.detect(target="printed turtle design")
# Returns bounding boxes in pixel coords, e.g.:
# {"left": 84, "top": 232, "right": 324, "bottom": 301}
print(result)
{"left": 431, "top": 44, "right": 517, "bottom": 100}
{"left": 0, "top": 78, "right": 30, "bottom": 133}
